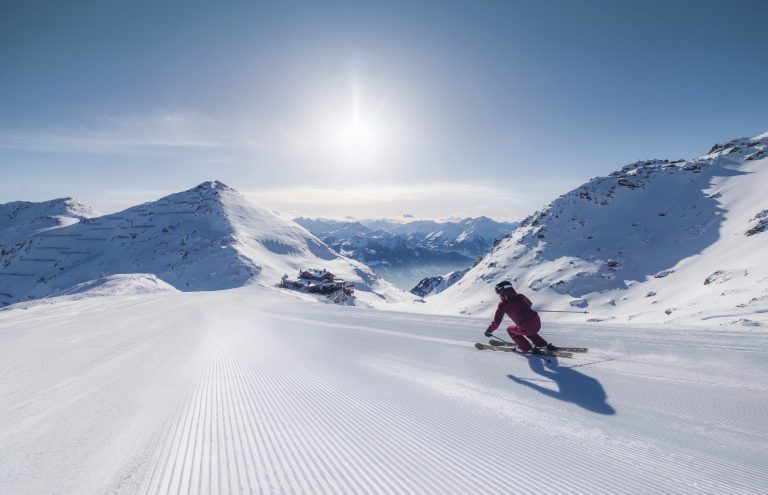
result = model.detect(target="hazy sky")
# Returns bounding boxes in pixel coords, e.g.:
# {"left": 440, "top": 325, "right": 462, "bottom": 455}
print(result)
{"left": 1, "top": 0, "right": 766, "bottom": 220}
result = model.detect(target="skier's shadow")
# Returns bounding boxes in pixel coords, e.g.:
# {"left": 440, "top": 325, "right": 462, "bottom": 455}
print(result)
{"left": 507, "top": 357, "right": 616, "bottom": 415}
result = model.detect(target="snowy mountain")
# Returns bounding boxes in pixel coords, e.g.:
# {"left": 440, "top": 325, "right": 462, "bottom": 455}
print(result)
{"left": 429, "top": 132, "right": 768, "bottom": 326}
{"left": 0, "top": 181, "right": 408, "bottom": 307}
{"left": 411, "top": 268, "right": 470, "bottom": 297}
{"left": 302, "top": 224, "right": 471, "bottom": 284}
{"left": 293, "top": 216, "right": 516, "bottom": 289}
{"left": 363, "top": 216, "right": 518, "bottom": 257}
{"left": 0, "top": 197, "right": 98, "bottom": 249}
{"left": 2, "top": 148, "right": 767, "bottom": 495}
{"left": 290, "top": 218, "right": 373, "bottom": 241}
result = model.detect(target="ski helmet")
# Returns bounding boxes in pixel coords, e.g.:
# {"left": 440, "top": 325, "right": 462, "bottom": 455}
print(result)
{"left": 494, "top": 280, "right": 515, "bottom": 294}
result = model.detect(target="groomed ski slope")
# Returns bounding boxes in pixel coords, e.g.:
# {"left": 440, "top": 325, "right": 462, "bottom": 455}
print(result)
{"left": 1, "top": 287, "right": 767, "bottom": 494}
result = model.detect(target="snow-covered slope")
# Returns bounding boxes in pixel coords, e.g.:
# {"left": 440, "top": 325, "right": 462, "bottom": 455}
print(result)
{"left": 0, "top": 197, "right": 98, "bottom": 249}
{"left": 430, "top": 132, "right": 768, "bottom": 326}
{"left": 1, "top": 286, "right": 766, "bottom": 494}
{"left": 58, "top": 273, "right": 179, "bottom": 299}
{"left": 0, "top": 181, "right": 408, "bottom": 307}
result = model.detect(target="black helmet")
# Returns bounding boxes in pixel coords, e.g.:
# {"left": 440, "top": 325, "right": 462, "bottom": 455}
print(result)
{"left": 494, "top": 280, "right": 514, "bottom": 294}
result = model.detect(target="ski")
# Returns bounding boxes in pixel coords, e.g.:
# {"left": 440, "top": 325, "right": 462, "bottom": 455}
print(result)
{"left": 475, "top": 342, "right": 573, "bottom": 358}
{"left": 488, "top": 339, "right": 588, "bottom": 353}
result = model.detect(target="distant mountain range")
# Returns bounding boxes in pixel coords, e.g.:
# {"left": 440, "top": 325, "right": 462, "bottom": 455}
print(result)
{"left": 0, "top": 182, "right": 408, "bottom": 307}
{"left": 429, "top": 132, "right": 768, "bottom": 326}
{"left": 6, "top": 131, "right": 764, "bottom": 326}
{"left": 293, "top": 217, "right": 518, "bottom": 290}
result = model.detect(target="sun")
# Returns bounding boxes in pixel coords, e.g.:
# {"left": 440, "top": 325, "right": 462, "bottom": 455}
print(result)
{"left": 323, "top": 76, "right": 387, "bottom": 163}
{"left": 327, "top": 117, "right": 383, "bottom": 161}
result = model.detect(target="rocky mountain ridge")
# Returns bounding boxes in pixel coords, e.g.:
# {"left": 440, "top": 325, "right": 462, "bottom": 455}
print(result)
{"left": 410, "top": 268, "right": 470, "bottom": 297}
{"left": 428, "top": 132, "right": 768, "bottom": 326}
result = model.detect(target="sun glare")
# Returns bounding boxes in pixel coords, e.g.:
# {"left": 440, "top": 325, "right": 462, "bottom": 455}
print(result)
{"left": 327, "top": 118, "right": 382, "bottom": 161}
{"left": 323, "top": 76, "right": 387, "bottom": 163}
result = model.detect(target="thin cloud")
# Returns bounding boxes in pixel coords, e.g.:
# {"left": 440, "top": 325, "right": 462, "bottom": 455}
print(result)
{"left": 242, "top": 182, "right": 533, "bottom": 221}
{"left": 0, "top": 111, "right": 246, "bottom": 154}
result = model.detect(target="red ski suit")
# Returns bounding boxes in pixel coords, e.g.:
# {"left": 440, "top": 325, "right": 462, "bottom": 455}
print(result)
{"left": 486, "top": 293, "right": 545, "bottom": 351}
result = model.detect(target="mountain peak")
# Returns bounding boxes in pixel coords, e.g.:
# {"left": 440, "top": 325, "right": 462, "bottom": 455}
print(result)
{"left": 705, "top": 133, "right": 768, "bottom": 157}
{"left": 189, "top": 180, "right": 237, "bottom": 201}
{"left": 148, "top": 181, "right": 242, "bottom": 213}
{"left": 196, "top": 180, "right": 233, "bottom": 192}
{"left": 59, "top": 197, "right": 99, "bottom": 218}
{"left": 1, "top": 182, "right": 408, "bottom": 307}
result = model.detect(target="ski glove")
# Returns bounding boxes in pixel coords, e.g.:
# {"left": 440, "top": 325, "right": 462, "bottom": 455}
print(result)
{"left": 484, "top": 329, "right": 494, "bottom": 338}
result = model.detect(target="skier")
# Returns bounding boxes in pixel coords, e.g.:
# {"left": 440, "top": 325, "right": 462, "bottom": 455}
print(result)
{"left": 484, "top": 280, "right": 558, "bottom": 354}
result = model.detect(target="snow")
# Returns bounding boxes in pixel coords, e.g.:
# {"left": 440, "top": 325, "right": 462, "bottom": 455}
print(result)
{"left": 427, "top": 133, "right": 768, "bottom": 326}
{"left": 0, "top": 197, "right": 98, "bottom": 247}
{"left": 0, "top": 181, "right": 410, "bottom": 308}
{"left": 2, "top": 132, "right": 768, "bottom": 494}
{"left": 0, "top": 286, "right": 766, "bottom": 494}
{"left": 59, "top": 273, "right": 179, "bottom": 298}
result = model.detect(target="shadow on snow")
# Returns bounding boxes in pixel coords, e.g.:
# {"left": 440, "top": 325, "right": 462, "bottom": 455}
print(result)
{"left": 507, "top": 356, "right": 616, "bottom": 415}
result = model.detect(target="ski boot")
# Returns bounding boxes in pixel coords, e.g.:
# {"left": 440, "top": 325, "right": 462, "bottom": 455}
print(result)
{"left": 536, "top": 343, "right": 559, "bottom": 352}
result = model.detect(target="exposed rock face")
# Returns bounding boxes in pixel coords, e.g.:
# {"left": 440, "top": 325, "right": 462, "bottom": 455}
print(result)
{"left": 411, "top": 268, "right": 469, "bottom": 297}
{"left": 746, "top": 210, "right": 768, "bottom": 236}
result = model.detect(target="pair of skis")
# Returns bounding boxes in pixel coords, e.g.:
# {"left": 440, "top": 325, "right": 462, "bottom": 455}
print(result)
{"left": 474, "top": 339, "right": 588, "bottom": 359}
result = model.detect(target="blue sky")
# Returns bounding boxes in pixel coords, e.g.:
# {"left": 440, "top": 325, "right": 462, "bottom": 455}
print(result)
{"left": 1, "top": 0, "right": 766, "bottom": 220}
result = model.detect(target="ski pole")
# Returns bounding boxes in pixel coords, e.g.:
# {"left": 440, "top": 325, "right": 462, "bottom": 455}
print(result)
{"left": 488, "top": 331, "right": 514, "bottom": 346}
{"left": 536, "top": 309, "right": 589, "bottom": 314}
